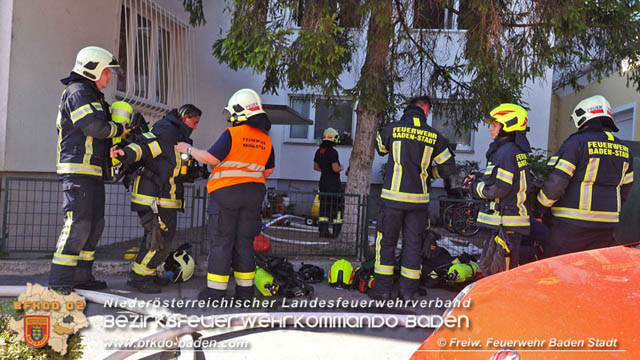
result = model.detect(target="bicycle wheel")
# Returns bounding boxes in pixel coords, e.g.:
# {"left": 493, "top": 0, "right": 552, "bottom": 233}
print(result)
{"left": 441, "top": 203, "right": 459, "bottom": 233}
{"left": 452, "top": 205, "right": 480, "bottom": 237}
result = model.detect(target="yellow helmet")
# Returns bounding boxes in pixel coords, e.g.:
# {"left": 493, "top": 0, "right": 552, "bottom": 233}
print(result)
{"left": 328, "top": 259, "right": 354, "bottom": 287}
{"left": 323, "top": 128, "right": 339, "bottom": 143}
{"left": 111, "top": 101, "right": 133, "bottom": 125}
{"left": 162, "top": 244, "right": 195, "bottom": 282}
{"left": 486, "top": 103, "right": 528, "bottom": 133}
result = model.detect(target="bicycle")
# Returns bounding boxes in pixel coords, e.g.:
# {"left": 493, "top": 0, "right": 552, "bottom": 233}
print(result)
{"left": 439, "top": 187, "right": 481, "bottom": 237}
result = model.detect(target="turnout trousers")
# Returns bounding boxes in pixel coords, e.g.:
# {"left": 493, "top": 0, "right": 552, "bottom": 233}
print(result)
{"left": 374, "top": 205, "right": 429, "bottom": 295}
{"left": 205, "top": 183, "right": 266, "bottom": 298}
{"left": 49, "top": 175, "right": 105, "bottom": 287}
{"left": 130, "top": 208, "right": 178, "bottom": 279}
{"left": 544, "top": 218, "right": 616, "bottom": 258}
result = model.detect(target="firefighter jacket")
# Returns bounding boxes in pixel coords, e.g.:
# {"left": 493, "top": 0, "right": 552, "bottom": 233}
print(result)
{"left": 537, "top": 126, "right": 634, "bottom": 228}
{"left": 314, "top": 141, "right": 342, "bottom": 193}
{"left": 474, "top": 137, "right": 531, "bottom": 235}
{"left": 56, "top": 73, "right": 124, "bottom": 178}
{"left": 207, "top": 124, "right": 273, "bottom": 194}
{"left": 119, "top": 109, "right": 193, "bottom": 211}
{"left": 376, "top": 104, "right": 455, "bottom": 210}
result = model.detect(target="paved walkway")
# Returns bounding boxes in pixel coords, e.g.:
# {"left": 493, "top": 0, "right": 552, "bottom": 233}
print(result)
{"left": 0, "top": 261, "right": 459, "bottom": 360}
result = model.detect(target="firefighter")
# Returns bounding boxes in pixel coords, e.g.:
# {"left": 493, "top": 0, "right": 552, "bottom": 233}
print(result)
{"left": 313, "top": 127, "right": 344, "bottom": 238}
{"left": 111, "top": 104, "right": 202, "bottom": 293}
{"left": 370, "top": 96, "right": 456, "bottom": 301}
{"left": 176, "top": 89, "right": 275, "bottom": 301}
{"left": 469, "top": 103, "right": 532, "bottom": 274}
{"left": 49, "top": 46, "right": 127, "bottom": 294}
{"left": 535, "top": 95, "right": 634, "bottom": 257}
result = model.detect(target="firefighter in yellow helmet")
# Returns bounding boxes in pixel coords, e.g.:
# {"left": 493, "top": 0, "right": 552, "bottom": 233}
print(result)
{"left": 176, "top": 89, "right": 275, "bottom": 301}
{"left": 112, "top": 104, "right": 202, "bottom": 293}
{"left": 468, "top": 103, "right": 532, "bottom": 275}
{"left": 49, "top": 46, "right": 128, "bottom": 294}
{"left": 535, "top": 95, "right": 633, "bottom": 257}
{"left": 313, "top": 127, "right": 344, "bottom": 238}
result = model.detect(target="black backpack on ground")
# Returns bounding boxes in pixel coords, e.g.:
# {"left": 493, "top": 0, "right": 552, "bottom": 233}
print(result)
{"left": 255, "top": 254, "right": 314, "bottom": 298}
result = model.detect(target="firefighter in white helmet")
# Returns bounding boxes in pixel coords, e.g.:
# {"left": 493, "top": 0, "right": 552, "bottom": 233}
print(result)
{"left": 313, "top": 127, "right": 344, "bottom": 237}
{"left": 535, "top": 95, "right": 634, "bottom": 257}
{"left": 49, "top": 46, "right": 128, "bottom": 294}
{"left": 176, "top": 88, "right": 275, "bottom": 301}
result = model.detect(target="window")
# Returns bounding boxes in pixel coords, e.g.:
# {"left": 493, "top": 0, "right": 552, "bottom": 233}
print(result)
{"left": 288, "top": 96, "right": 355, "bottom": 145}
{"left": 612, "top": 103, "right": 637, "bottom": 141}
{"left": 413, "top": 0, "right": 470, "bottom": 30}
{"left": 117, "top": 0, "right": 195, "bottom": 111}
{"left": 429, "top": 103, "right": 473, "bottom": 152}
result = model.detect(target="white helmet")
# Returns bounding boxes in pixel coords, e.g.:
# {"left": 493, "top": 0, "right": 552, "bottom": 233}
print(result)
{"left": 72, "top": 46, "right": 119, "bottom": 81}
{"left": 225, "top": 88, "right": 265, "bottom": 123}
{"left": 323, "top": 127, "right": 339, "bottom": 143}
{"left": 571, "top": 95, "right": 617, "bottom": 130}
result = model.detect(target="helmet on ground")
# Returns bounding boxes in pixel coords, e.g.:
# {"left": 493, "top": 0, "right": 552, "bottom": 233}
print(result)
{"left": 486, "top": 103, "right": 528, "bottom": 133}
{"left": 255, "top": 266, "right": 279, "bottom": 296}
{"left": 162, "top": 243, "right": 195, "bottom": 282}
{"left": 72, "top": 46, "right": 120, "bottom": 81}
{"left": 123, "top": 247, "right": 139, "bottom": 261}
{"left": 111, "top": 101, "right": 133, "bottom": 125}
{"left": 225, "top": 88, "right": 265, "bottom": 123}
{"left": 327, "top": 259, "right": 354, "bottom": 287}
{"left": 447, "top": 262, "right": 479, "bottom": 283}
{"left": 323, "top": 128, "right": 339, "bottom": 143}
{"left": 571, "top": 95, "right": 617, "bottom": 130}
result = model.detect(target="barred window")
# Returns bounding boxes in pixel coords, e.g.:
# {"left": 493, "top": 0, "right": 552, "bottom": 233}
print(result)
{"left": 117, "top": 0, "right": 195, "bottom": 114}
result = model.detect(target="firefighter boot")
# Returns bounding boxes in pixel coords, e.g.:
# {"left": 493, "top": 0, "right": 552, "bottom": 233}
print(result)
{"left": 318, "top": 223, "right": 332, "bottom": 238}
{"left": 367, "top": 274, "right": 392, "bottom": 301}
{"left": 235, "top": 285, "right": 255, "bottom": 302}
{"left": 127, "top": 272, "right": 161, "bottom": 294}
{"left": 198, "top": 288, "right": 225, "bottom": 302}
{"left": 74, "top": 267, "right": 107, "bottom": 290}
{"left": 332, "top": 224, "right": 342, "bottom": 238}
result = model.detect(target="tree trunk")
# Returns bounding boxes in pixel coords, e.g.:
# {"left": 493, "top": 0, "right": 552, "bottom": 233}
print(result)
{"left": 339, "top": 0, "right": 392, "bottom": 250}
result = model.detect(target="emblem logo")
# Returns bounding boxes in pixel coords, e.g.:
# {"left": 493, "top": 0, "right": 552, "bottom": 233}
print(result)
{"left": 24, "top": 315, "right": 50, "bottom": 348}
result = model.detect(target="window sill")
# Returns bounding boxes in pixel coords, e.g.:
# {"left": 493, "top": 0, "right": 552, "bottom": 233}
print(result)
{"left": 283, "top": 141, "right": 353, "bottom": 148}
{"left": 454, "top": 148, "right": 474, "bottom": 154}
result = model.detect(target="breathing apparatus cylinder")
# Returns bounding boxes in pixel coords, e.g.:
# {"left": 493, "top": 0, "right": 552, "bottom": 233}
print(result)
{"left": 255, "top": 266, "right": 279, "bottom": 296}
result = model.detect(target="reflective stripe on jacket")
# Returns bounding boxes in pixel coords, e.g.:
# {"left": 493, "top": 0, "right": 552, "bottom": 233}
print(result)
{"left": 376, "top": 105, "right": 455, "bottom": 209}
{"left": 207, "top": 124, "right": 272, "bottom": 193}
{"left": 538, "top": 129, "right": 634, "bottom": 228}
{"left": 56, "top": 76, "right": 123, "bottom": 178}
{"left": 475, "top": 139, "right": 531, "bottom": 234}
{"left": 126, "top": 110, "right": 193, "bottom": 211}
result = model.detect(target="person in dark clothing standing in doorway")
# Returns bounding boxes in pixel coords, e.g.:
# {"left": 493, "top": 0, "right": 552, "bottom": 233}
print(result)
{"left": 313, "top": 127, "right": 344, "bottom": 238}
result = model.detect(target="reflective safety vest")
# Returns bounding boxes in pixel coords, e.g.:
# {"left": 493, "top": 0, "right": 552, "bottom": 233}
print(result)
{"left": 376, "top": 105, "right": 455, "bottom": 209}
{"left": 475, "top": 139, "right": 531, "bottom": 234}
{"left": 207, "top": 125, "right": 272, "bottom": 193}
{"left": 538, "top": 129, "right": 634, "bottom": 228}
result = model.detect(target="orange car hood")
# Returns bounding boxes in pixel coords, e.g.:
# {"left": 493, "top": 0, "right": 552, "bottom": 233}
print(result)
{"left": 413, "top": 244, "right": 640, "bottom": 359}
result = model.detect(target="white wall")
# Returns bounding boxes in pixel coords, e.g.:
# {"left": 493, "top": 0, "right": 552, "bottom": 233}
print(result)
{"left": 0, "top": 0, "right": 14, "bottom": 171}
{"left": 3, "top": 0, "right": 553, "bottom": 182}
{"left": 5, "top": 0, "right": 120, "bottom": 172}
